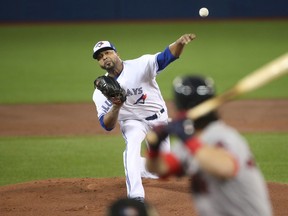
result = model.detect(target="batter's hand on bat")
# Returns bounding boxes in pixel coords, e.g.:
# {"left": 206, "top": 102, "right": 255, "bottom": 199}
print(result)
{"left": 166, "top": 118, "right": 195, "bottom": 142}
{"left": 147, "top": 116, "right": 195, "bottom": 155}
{"left": 147, "top": 125, "right": 168, "bottom": 148}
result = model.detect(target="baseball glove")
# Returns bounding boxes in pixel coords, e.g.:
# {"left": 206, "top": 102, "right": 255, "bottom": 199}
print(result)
{"left": 94, "top": 75, "right": 126, "bottom": 103}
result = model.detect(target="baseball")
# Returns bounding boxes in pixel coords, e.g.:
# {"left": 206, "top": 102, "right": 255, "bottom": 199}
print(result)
{"left": 199, "top": 7, "right": 209, "bottom": 17}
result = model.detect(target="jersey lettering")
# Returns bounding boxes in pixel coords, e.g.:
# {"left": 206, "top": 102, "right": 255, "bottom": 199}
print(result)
{"left": 126, "top": 87, "right": 143, "bottom": 96}
{"left": 126, "top": 89, "right": 132, "bottom": 96}
{"left": 137, "top": 87, "right": 143, "bottom": 94}
{"left": 132, "top": 88, "right": 138, "bottom": 95}
{"left": 101, "top": 100, "right": 113, "bottom": 113}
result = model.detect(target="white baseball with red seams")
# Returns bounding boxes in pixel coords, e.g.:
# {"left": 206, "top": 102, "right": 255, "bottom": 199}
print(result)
{"left": 199, "top": 7, "right": 209, "bottom": 17}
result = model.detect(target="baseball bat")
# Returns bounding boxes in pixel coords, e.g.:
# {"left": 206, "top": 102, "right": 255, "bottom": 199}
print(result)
{"left": 146, "top": 53, "right": 288, "bottom": 144}
{"left": 186, "top": 52, "right": 288, "bottom": 120}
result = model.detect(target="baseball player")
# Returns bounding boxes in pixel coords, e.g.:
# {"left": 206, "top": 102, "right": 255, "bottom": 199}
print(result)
{"left": 146, "top": 75, "right": 273, "bottom": 216}
{"left": 92, "top": 34, "right": 196, "bottom": 202}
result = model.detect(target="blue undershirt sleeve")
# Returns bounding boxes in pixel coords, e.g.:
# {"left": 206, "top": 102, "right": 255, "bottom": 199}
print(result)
{"left": 156, "top": 47, "right": 178, "bottom": 71}
{"left": 99, "top": 115, "right": 114, "bottom": 131}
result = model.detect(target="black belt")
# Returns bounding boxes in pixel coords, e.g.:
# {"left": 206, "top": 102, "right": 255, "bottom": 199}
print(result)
{"left": 145, "top": 108, "right": 165, "bottom": 121}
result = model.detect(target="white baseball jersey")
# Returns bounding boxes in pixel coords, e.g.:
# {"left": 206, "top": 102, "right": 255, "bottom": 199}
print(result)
{"left": 170, "top": 120, "right": 273, "bottom": 216}
{"left": 93, "top": 53, "right": 168, "bottom": 123}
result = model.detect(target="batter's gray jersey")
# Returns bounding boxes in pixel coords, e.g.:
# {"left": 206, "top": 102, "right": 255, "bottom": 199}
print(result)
{"left": 172, "top": 120, "right": 273, "bottom": 216}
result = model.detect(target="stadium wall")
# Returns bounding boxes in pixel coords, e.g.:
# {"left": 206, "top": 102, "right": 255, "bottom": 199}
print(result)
{"left": 0, "top": 0, "right": 287, "bottom": 22}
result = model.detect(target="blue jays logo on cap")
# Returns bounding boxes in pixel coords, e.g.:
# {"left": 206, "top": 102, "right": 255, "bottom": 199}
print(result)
{"left": 93, "top": 41, "right": 117, "bottom": 59}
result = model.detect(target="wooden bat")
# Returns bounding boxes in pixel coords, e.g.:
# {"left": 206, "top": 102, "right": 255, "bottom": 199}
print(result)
{"left": 146, "top": 53, "right": 288, "bottom": 144}
{"left": 186, "top": 52, "right": 288, "bottom": 120}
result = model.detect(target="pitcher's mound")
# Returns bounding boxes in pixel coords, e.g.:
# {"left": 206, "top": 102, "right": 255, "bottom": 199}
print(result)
{"left": 1, "top": 177, "right": 287, "bottom": 216}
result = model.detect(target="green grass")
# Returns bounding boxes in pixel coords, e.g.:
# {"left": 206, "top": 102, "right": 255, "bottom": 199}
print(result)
{"left": 0, "top": 20, "right": 288, "bottom": 104}
{"left": 244, "top": 133, "right": 288, "bottom": 183}
{"left": 0, "top": 133, "right": 287, "bottom": 186}
{"left": 0, "top": 136, "right": 125, "bottom": 186}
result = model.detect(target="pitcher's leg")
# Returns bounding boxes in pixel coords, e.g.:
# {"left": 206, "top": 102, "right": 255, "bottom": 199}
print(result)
{"left": 123, "top": 144, "right": 144, "bottom": 198}
{"left": 140, "top": 156, "right": 159, "bottom": 179}
{"left": 121, "top": 120, "right": 147, "bottom": 198}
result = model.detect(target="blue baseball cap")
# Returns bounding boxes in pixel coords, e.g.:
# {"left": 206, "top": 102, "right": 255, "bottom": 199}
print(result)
{"left": 93, "top": 41, "right": 117, "bottom": 59}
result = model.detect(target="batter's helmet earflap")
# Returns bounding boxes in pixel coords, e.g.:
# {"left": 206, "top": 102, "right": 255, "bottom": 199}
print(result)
{"left": 173, "top": 75, "right": 215, "bottom": 110}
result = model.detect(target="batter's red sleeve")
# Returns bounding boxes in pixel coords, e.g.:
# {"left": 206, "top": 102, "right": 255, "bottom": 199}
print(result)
{"left": 161, "top": 153, "right": 183, "bottom": 177}
{"left": 185, "top": 137, "right": 203, "bottom": 155}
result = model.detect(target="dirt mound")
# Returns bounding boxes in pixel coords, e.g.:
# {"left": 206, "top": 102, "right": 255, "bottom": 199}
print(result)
{"left": 1, "top": 177, "right": 287, "bottom": 216}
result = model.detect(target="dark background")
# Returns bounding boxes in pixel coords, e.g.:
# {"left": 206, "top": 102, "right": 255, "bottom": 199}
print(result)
{"left": 0, "top": 0, "right": 287, "bottom": 22}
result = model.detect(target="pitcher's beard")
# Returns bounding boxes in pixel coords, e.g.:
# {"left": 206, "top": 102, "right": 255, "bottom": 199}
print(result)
{"left": 101, "top": 62, "right": 114, "bottom": 70}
